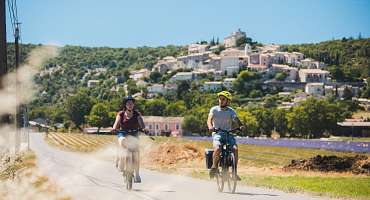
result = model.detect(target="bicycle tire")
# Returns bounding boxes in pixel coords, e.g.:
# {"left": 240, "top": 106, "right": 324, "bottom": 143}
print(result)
{"left": 125, "top": 152, "right": 134, "bottom": 190}
{"left": 227, "top": 153, "right": 237, "bottom": 193}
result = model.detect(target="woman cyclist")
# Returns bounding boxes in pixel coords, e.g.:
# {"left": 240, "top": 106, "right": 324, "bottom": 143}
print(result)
{"left": 112, "top": 96, "right": 146, "bottom": 183}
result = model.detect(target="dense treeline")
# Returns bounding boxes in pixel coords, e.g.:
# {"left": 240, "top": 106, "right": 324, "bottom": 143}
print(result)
{"left": 29, "top": 82, "right": 356, "bottom": 138}
{"left": 282, "top": 38, "right": 370, "bottom": 82}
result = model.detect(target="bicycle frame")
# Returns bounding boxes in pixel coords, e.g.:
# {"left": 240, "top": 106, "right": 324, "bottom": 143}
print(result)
{"left": 214, "top": 127, "right": 240, "bottom": 193}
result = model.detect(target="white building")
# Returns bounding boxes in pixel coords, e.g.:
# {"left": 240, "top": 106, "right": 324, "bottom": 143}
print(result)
{"left": 337, "top": 85, "right": 360, "bottom": 98}
{"left": 129, "top": 69, "right": 151, "bottom": 81}
{"left": 224, "top": 29, "right": 246, "bottom": 48}
{"left": 153, "top": 56, "right": 179, "bottom": 74}
{"left": 299, "top": 69, "right": 330, "bottom": 83}
{"left": 300, "top": 58, "right": 326, "bottom": 69}
{"left": 244, "top": 43, "right": 252, "bottom": 56}
{"left": 224, "top": 66, "right": 240, "bottom": 77}
{"left": 247, "top": 53, "right": 272, "bottom": 71}
{"left": 284, "top": 52, "right": 304, "bottom": 66}
{"left": 148, "top": 84, "right": 165, "bottom": 94}
{"left": 271, "top": 64, "right": 298, "bottom": 82}
{"left": 87, "top": 80, "right": 99, "bottom": 88}
{"left": 203, "top": 81, "right": 223, "bottom": 91}
{"left": 305, "top": 83, "right": 324, "bottom": 96}
{"left": 221, "top": 56, "right": 239, "bottom": 73}
{"left": 188, "top": 44, "right": 209, "bottom": 54}
{"left": 220, "top": 48, "right": 245, "bottom": 57}
{"left": 223, "top": 78, "right": 236, "bottom": 90}
{"left": 170, "top": 72, "right": 194, "bottom": 82}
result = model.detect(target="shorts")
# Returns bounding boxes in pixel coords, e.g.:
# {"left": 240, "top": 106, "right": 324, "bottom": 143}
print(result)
{"left": 212, "top": 132, "right": 237, "bottom": 149}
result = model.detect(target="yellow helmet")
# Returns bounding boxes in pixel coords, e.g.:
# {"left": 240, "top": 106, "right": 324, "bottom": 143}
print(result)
{"left": 217, "top": 91, "right": 232, "bottom": 101}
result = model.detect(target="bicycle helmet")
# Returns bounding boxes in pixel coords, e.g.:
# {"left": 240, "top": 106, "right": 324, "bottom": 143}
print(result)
{"left": 217, "top": 91, "right": 232, "bottom": 101}
{"left": 123, "top": 96, "right": 135, "bottom": 105}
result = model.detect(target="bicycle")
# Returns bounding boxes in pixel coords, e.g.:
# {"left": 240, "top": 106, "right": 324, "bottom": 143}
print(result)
{"left": 116, "top": 129, "right": 154, "bottom": 191}
{"left": 213, "top": 127, "right": 240, "bottom": 194}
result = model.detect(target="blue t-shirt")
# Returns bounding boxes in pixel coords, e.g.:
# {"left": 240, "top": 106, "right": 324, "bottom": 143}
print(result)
{"left": 208, "top": 106, "right": 238, "bottom": 130}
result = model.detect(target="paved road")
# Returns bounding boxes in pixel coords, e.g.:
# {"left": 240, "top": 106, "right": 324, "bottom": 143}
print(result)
{"left": 30, "top": 132, "right": 328, "bottom": 200}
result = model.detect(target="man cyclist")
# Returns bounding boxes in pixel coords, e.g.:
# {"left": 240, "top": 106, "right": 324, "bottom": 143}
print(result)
{"left": 207, "top": 91, "right": 244, "bottom": 181}
{"left": 112, "top": 96, "right": 146, "bottom": 183}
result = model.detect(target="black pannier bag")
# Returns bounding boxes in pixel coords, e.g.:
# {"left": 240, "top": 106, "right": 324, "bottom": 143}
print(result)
{"left": 205, "top": 148, "right": 214, "bottom": 169}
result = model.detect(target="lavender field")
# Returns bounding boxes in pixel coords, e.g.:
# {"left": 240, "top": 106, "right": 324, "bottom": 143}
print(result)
{"left": 185, "top": 136, "right": 370, "bottom": 153}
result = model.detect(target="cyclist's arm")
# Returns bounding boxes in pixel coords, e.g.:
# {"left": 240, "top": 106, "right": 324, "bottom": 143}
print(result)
{"left": 230, "top": 108, "right": 244, "bottom": 128}
{"left": 207, "top": 113, "right": 214, "bottom": 131}
{"left": 235, "top": 116, "right": 243, "bottom": 127}
{"left": 137, "top": 114, "right": 145, "bottom": 129}
{"left": 112, "top": 113, "right": 121, "bottom": 130}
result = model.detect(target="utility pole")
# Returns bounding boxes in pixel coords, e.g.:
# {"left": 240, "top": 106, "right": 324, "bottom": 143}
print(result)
{"left": 15, "top": 23, "right": 21, "bottom": 153}
{"left": 0, "top": 0, "right": 6, "bottom": 87}
{"left": 0, "top": 0, "right": 10, "bottom": 125}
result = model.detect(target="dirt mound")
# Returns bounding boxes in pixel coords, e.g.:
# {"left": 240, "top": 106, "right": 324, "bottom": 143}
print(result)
{"left": 284, "top": 155, "right": 370, "bottom": 174}
{"left": 143, "top": 142, "right": 203, "bottom": 167}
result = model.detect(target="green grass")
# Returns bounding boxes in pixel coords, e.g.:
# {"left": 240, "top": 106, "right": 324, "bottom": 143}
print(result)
{"left": 189, "top": 170, "right": 370, "bottom": 199}
{"left": 241, "top": 175, "right": 370, "bottom": 200}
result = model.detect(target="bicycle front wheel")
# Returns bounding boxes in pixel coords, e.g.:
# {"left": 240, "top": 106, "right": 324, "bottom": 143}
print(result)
{"left": 227, "top": 153, "right": 237, "bottom": 193}
{"left": 125, "top": 152, "right": 134, "bottom": 190}
{"left": 215, "top": 168, "right": 224, "bottom": 192}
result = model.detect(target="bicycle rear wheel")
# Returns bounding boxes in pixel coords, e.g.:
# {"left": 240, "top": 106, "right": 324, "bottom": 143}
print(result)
{"left": 126, "top": 173, "right": 133, "bottom": 190}
{"left": 227, "top": 153, "right": 237, "bottom": 193}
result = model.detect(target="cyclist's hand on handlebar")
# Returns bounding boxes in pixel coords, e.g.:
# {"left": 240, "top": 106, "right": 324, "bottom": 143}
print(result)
{"left": 140, "top": 128, "right": 150, "bottom": 135}
{"left": 111, "top": 129, "right": 117, "bottom": 134}
{"left": 239, "top": 126, "right": 245, "bottom": 131}
{"left": 208, "top": 127, "right": 215, "bottom": 133}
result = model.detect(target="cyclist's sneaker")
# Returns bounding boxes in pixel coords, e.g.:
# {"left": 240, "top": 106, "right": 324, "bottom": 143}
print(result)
{"left": 134, "top": 174, "right": 141, "bottom": 183}
{"left": 209, "top": 168, "right": 218, "bottom": 179}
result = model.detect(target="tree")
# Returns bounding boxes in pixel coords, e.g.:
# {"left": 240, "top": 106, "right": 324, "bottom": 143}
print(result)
{"left": 144, "top": 98, "right": 167, "bottom": 116}
{"left": 126, "top": 79, "right": 140, "bottom": 95}
{"left": 86, "top": 103, "right": 111, "bottom": 134}
{"left": 287, "top": 106, "right": 309, "bottom": 138}
{"left": 272, "top": 109, "right": 288, "bottom": 137}
{"left": 182, "top": 115, "right": 203, "bottom": 135}
{"left": 176, "top": 81, "right": 191, "bottom": 100}
{"left": 233, "top": 71, "right": 260, "bottom": 95}
{"left": 165, "top": 101, "right": 186, "bottom": 116}
{"left": 275, "top": 72, "right": 287, "bottom": 81}
{"left": 149, "top": 71, "right": 162, "bottom": 83}
{"left": 252, "top": 108, "right": 274, "bottom": 136}
{"left": 65, "top": 91, "right": 93, "bottom": 130}
{"left": 236, "top": 109, "right": 258, "bottom": 137}
{"left": 361, "top": 78, "right": 370, "bottom": 98}
{"left": 342, "top": 87, "right": 353, "bottom": 100}
{"left": 236, "top": 36, "right": 247, "bottom": 47}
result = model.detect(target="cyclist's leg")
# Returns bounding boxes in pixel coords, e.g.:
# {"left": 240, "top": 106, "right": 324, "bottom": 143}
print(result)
{"left": 212, "top": 133, "right": 221, "bottom": 169}
{"left": 118, "top": 136, "right": 127, "bottom": 172}
{"left": 133, "top": 150, "right": 141, "bottom": 183}
{"left": 230, "top": 136, "right": 241, "bottom": 181}
{"left": 210, "top": 133, "right": 221, "bottom": 178}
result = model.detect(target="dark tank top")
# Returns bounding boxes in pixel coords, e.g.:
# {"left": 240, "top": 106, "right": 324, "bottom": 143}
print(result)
{"left": 119, "top": 110, "right": 141, "bottom": 133}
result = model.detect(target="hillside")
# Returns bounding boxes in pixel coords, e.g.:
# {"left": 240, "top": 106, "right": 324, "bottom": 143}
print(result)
{"left": 282, "top": 38, "right": 370, "bottom": 82}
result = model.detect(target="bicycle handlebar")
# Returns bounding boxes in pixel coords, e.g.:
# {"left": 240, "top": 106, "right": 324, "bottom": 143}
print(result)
{"left": 214, "top": 127, "right": 241, "bottom": 133}
{"left": 113, "top": 129, "right": 155, "bottom": 141}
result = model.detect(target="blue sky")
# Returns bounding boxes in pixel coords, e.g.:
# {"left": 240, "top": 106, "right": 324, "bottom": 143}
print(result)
{"left": 5, "top": 0, "right": 370, "bottom": 48}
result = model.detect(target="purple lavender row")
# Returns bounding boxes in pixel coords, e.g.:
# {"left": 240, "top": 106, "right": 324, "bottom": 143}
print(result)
{"left": 185, "top": 137, "right": 370, "bottom": 153}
